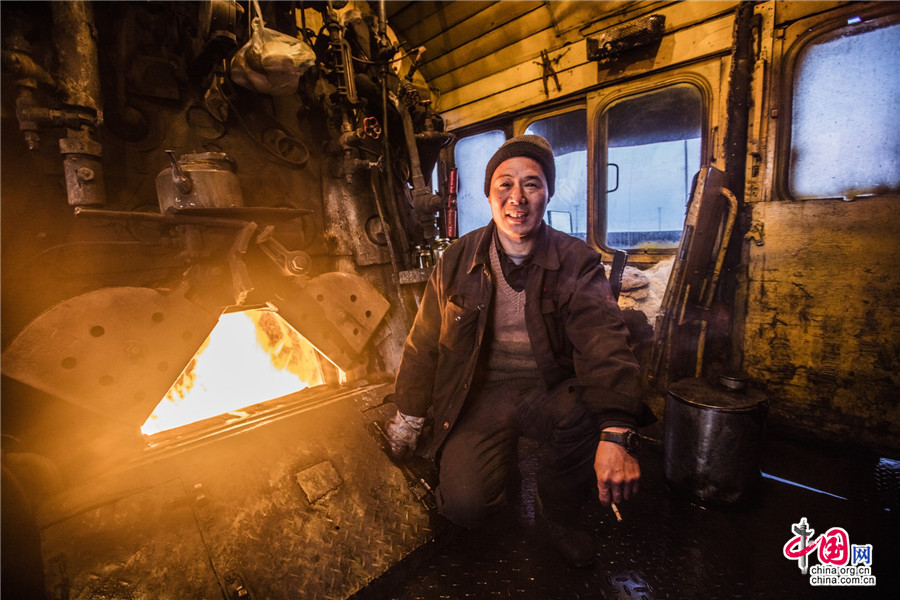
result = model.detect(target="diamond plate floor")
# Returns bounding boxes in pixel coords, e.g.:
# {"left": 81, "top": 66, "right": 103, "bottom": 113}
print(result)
{"left": 384, "top": 435, "right": 898, "bottom": 600}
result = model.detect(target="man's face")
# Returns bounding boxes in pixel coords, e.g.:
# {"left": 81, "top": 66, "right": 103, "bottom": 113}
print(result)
{"left": 487, "top": 156, "right": 549, "bottom": 248}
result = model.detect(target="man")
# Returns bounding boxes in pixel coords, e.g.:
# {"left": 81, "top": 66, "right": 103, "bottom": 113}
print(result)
{"left": 385, "top": 134, "right": 654, "bottom": 566}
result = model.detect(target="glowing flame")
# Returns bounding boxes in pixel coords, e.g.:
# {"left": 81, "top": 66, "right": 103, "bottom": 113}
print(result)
{"left": 141, "top": 309, "right": 334, "bottom": 435}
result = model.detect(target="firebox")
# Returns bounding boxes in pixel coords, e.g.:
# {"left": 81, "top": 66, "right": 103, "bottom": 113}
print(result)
{"left": 142, "top": 307, "right": 343, "bottom": 436}
{"left": 1, "top": 283, "right": 440, "bottom": 599}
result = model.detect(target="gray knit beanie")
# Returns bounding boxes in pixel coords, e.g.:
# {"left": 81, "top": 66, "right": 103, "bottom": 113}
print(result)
{"left": 483, "top": 134, "right": 555, "bottom": 198}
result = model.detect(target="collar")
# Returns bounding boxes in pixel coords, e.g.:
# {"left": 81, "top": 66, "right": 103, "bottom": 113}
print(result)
{"left": 467, "top": 221, "right": 560, "bottom": 274}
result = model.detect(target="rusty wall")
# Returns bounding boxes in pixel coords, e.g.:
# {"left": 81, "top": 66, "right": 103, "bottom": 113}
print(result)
{"left": 737, "top": 1, "right": 900, "bottom": 451}
{"left": 743, "top": 198, "right": 900, "bottom": 449}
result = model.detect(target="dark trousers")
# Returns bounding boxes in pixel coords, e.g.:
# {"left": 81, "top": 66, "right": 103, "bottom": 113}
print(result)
{"left": 435, "top": 378, "right": 602, "bottom": 529}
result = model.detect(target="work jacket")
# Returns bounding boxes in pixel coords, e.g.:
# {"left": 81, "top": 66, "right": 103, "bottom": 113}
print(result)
{"left": 392, "top": 222, "right": 654, "bottom": 455}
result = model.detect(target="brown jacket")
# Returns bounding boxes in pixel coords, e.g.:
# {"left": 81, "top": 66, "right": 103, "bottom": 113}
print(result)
{"left": 391, "top": 222, "right": 654, "bottom": 454}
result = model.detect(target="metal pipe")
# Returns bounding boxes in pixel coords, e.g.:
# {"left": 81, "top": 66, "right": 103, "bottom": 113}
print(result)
{"left": 52, "top": 1, "right": 106, "bottom": 206}
{"left": 721, "top": 2, "right": 760, "bottom": 374}
{"left": 52, "top": 1, "right": 101, "bottom": 114}
{"left": 377, "top": 0, "right": 410, "bottom": 265}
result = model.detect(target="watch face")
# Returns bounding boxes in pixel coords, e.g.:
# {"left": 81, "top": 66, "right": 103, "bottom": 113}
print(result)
{"left": 625, "top": 431, "right": 640, "bottom": 454}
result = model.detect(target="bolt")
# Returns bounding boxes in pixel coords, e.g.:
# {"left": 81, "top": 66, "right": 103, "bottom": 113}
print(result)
{"left": 24, "top": 131, "right": 40, "bottom": 150}
{"left": 289, "top": 256, "right": 308, "bottom": 273}
{"left": 76, "top": 167, "right": 95, "bottom": 182}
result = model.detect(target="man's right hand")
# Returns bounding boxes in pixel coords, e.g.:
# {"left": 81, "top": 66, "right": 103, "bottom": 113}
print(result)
{"left": 385, "top": 411, "right": 425, "bottom": 460}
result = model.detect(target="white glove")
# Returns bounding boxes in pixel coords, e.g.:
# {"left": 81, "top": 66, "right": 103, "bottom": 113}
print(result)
{"left": 385, "top": 411, "right": 425, "bottom": 460}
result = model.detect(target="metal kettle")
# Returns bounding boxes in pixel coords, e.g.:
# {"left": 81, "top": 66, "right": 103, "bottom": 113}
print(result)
{"left": 155, "top": 150, "right": 243, "bottom": 213}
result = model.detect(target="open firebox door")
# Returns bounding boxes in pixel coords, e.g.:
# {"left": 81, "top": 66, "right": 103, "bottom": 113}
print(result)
{"left": 2, "top": 274, "right": 441, "bottom": 599}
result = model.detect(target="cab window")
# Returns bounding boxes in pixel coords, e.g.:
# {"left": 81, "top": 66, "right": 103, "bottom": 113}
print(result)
{"left": 599, "top": 85, "right": 703, "bottom": 250}
{"left": 453, "top": 111, "right": 588, "bottom": 239}
{"left": 788, "top": 21, "right": 900, "bottom": 200}
{"left": 454, "top": 129, "right": 507, "bottom": 235}
{"left": 525, "top": 110, "right": 588, "bottom": 240}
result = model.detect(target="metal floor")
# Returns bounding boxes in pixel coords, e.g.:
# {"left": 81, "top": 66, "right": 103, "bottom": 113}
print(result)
{"left": 380, "top": 434, "right": 899, "bottom": 600}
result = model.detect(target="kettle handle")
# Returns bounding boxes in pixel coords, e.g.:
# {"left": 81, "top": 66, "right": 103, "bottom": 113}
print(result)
{"left": 166, "top": 150, "right": 193, "bottom": 195}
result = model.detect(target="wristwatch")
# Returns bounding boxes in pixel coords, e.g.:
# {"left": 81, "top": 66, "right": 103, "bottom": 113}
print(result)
{"left": 600, "top": 429, "right": 641, "bottom": 455}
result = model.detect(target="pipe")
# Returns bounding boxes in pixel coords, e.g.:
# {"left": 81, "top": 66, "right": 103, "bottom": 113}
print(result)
{"left": 52, "top": 1, "right": 101, "bottom": 113}
{"left": 52, "top": 1, "right": 106, "bottom": 206}
{"left": 720, "top": 2, "right": 760, "bottom": 374}
{"left": 377, "top": 0, "right": 410, "bottom": 264}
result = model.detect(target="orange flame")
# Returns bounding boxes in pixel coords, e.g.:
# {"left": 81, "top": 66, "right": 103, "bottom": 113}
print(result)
{"left": 141, "top": 309, "right": 335, "bottom": 435}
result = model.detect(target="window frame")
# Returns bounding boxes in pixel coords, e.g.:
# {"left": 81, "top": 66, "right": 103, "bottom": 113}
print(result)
{"left": 444, "top": 103, "right": 589, "bottom": 238}
{"left": 775, "top": 6, "right": 900, "bottom": 203}
{"left": 589, "top": 74, "right": 713, "bottom": 259}
{"left": 517, "top": 106, "right": 590, "bottom": 239}
{"left": 445, "top": 63, "right": 720, "bottom": 263}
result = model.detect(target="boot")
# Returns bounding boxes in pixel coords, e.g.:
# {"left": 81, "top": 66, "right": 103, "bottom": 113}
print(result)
{"left": 534, "top": 494, "right": 595, "bottom": 567}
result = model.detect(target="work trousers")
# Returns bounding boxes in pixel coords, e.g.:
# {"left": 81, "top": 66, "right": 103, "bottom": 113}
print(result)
{"left": 435, "top": 378, "right": 602, "bottom": 529}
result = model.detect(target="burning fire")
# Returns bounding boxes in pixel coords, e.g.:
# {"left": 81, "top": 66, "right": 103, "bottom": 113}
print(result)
{"left": 141, "top": 308, "right": 336, "bottom": 436}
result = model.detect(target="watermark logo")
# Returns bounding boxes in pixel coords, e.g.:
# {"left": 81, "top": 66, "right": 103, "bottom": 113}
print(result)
{"left": 783, "top": 518, "right": 876, "bottom": 586}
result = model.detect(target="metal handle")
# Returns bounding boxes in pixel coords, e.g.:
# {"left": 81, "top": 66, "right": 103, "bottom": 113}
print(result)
{"left": 607, "top": 162, "right": 619, "bottom": 193}
{"left": 166, "top": 150, "right": 192, "bottom": 195}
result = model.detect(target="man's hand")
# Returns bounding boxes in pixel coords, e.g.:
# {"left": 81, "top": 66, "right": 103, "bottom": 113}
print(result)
{"left": 385, "top": 411, "right": 425, "bottom": 460}
{"left": 594, "top": 427, "right": 640, "bottom": 505}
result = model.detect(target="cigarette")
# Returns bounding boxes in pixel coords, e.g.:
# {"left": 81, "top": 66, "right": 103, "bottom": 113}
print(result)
{"left": 610, "top": 501, "right": 623, "bottom": 522}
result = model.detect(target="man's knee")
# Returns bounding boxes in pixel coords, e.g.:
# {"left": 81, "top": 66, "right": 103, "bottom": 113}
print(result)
{"left": 436, "top": 484, "right": 499, "bottom": 529}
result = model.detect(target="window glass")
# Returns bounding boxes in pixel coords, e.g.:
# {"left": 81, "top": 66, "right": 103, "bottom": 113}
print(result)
{"left": 455, "top": 129, "right": 507, "bottom": 235}
{"left": 790, "top": 22, "right": 900, "bottom": 199}
{"left": 601, "top": 85, "right": 702, "bottom": 249}
{"left": 526, "top": 110, "right": 588, "bottom": 240}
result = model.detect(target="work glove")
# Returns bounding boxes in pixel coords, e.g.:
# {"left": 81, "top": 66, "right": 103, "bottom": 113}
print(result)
{"left": 385, "top": 410, "right": 425, "bottom": 460}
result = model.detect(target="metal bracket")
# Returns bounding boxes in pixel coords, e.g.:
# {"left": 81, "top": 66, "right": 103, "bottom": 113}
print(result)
{"left": 534, "top": 49, "right": 564, "bottom": 97}
{"left": 255, "top": 225, "right": 312, "bottom": 277}
{"left": 745, "top": 221, "right": 765, "bottom": 246}
{"left": 586, "top": 15, "right": 665, "bottom": 63}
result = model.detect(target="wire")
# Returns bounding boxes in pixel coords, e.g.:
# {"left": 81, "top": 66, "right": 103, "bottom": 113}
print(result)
{"left": 218, "top": 79, "right": 310, "bottom": 168}
{"left": 350, "top": 46, "right": 425, "bottom": 66}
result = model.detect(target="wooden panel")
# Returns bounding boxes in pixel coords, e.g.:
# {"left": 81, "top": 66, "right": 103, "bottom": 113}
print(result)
{"left": 743, "top": 197, "right": 900, "bottom": 447}
{"left": 578, "top": 0, "right": 738, "bottom": 37}
{"left": 430, "top": 24, "right": 561, "bottom": 93}
{"left": 773, "top": 0, "right": 858, "bottom": 27}
{"left": 427, "top": 9, "right": 560, "bottom": 84}
{"left": 430, "top": 0, "right": 740, "bottom": 97}
{"left": 418, "top": 2, "right": 546, "bottom": 80}
{"left": 386, "top": 1, "right": 448, "bottom": 33}
{"left": 438, "top": 14, "right": 735, "bottom": 128}
{"left": 548, "top": 0, "right": 669, "bottom": 37}
{"left": 393, "top": 0, "right": 496, "bottom": 49}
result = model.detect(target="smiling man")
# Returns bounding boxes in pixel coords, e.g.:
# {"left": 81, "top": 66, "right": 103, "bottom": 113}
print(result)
{"left": 386, "top": 135, "right": 654, "bottom": 567}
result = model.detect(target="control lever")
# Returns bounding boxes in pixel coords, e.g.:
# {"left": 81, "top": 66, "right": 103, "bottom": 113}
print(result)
{"left": 255, "top": 225, "right": 311, "bottom": 277}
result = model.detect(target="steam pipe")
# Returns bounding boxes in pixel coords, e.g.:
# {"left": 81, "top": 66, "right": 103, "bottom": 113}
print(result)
{"left": 375, "top": 0, "right": 411, "bottom": 330}
{"left": 52, "top": 0, "right": 106, "bottom": 206}
{"left": 378, "top": 0, "right": 394, "bottom": 230}
{"left": 376, "top": 0, "right": 410, "bottom": 264}
{"left": 720, "top": 2, "right": 760, "bottom": 375}
{"left": 52, "top": 1, "right": 101, "bottom": 113}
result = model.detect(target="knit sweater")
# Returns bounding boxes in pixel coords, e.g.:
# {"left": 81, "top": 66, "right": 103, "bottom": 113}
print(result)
{"left": 478, "top": 242, "right": 540, "bottom": 384}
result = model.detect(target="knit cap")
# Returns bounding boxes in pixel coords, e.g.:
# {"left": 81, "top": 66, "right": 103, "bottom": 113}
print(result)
{"left": 483, "top": 134, "right": 555, "bottom": 198}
